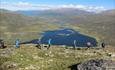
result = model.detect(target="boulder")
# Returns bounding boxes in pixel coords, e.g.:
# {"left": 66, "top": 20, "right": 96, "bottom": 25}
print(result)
{"left": 0, "top": 61, "right": 18, "bottom": 70}
{"left": 69, "top": 59, "right": 115, "bottom": 70}
{"left": 0, "top": 48, "right": 15, "bottom": 57}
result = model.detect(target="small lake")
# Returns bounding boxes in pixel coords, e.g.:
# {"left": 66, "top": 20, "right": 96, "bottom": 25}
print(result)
{"left": 22, "top": 29, "right": 97, "bottom": 47}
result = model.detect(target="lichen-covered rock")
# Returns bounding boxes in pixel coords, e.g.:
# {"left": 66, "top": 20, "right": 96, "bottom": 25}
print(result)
{"left": 0, "top": 61, "right": 18, "bottom": 70}
{"left": 77, "top": 59, "right": 106, "bottom": 70}
{"left": 0, "top": 47, "right": 15, "bottom": 57}
{"left": 69, "top": 59, "right": 115, "bottom": 70}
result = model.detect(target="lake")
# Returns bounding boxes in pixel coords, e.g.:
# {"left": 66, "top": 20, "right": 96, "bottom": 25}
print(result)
{"left": 22, "top": 28, "right": 97, "bottom": 47}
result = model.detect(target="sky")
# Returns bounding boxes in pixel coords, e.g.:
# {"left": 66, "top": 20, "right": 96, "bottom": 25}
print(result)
{"left": 0, "top": 0, "right": 115, "bottom": 12}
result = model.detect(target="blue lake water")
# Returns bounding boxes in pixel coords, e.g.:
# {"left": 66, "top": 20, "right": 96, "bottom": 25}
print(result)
{"left": 22, "top": 29, "right": 97, "bottom": 47}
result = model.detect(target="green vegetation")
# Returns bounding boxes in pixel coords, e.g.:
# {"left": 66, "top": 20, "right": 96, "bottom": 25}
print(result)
{"left": 0, "top": 45, "right": 115, "bottom": 70}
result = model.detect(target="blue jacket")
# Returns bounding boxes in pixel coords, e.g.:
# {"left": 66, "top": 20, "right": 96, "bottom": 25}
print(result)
{"left": 15, "top": 39, "right": 20, "bottom": 48}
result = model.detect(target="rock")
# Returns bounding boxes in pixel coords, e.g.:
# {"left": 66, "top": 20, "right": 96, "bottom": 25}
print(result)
{"left": 111, "top": 54, "right": 115, "bottom": 58}
{"left": 68, "top": 59, "right": 115, "bottom": 70}
{"left": 33, "top": 56, "right": 39, "bottom": 60}
{"left": 25, "top": 65, "right": 36, "bottom": 70}
{"left": 0, "top": 61, "right": 18, "bottom": 70}
{"left": 106, "top": 53, "right": 112, "bottom": 57}
{"left": 48, "top": 59, "right": 53, "bottom": 62}
{"left": 77, "top": 59, "right": 105, "bottom": 70}
{"left": 0, "top": 48, "right": 15, "bottom": 57}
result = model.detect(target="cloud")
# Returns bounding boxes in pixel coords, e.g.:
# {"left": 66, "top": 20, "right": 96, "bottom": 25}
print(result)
{"left": 0, "top": 2, "right": 49, "bottom": 10}
{"left": 16, "top": 2, "right": 32, "bottom": 7}
{"left": 0, "top": 1, "right": 106, "bottom": 12}
{"left": 56, "top": 4, "right": 106, "bottom": 13}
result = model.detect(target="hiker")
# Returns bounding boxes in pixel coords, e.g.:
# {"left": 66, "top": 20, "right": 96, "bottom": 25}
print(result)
{"left": 47, "top": 39, "right": 51, "bottom": 49}
{"left": 47, "top": 44, "right": 51, "bottom": 49}
{"left": 42, "top": 39, "right": 51, "bottom": 49}
{"left": 35, "top": 43, "right": 41, "bottom": 49}
{"left": 15, "top": 39, "right": 20, "bottom": 48}
{"left": 0, "top": 39, "right": 6, "bottom": 48}
{"left": 35, "top": 39, "right": 42, "bottom": 49}
{"left": 86, "top": 42, "right": 91, "bottom": 48}
{"left": 73, "top": 40, "right": 76, "bottom": 50}
{"left": 101, "top": 42, "right": 106, "bottom": 48}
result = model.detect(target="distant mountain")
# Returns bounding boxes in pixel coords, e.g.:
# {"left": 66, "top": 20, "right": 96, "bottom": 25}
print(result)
{"left": 16, "top": 8, "right": 95, "bottom": 16}
{"left": 101, "top": 9, "right": 115, "bottom": 13}
{"left": 0, "top": 9, "right": 11, "bottom": 13}
{"left": 0, "top": 9, "right": 35, "bottom": 29}
{"left": 100, "top": 9, "right": 115, "bottom": 16}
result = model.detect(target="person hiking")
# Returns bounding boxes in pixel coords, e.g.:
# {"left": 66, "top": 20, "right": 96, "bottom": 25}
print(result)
{"left": 47, "top": 39, "right": 51, "bottom": 49}
{"left": 73, "top": 40, "right": 76, "bottom": 50}
{"left": 101, "top": 42, "right": 106, "bottom": 48}
{"left": 36, "top": 43, "right": 41, "bottom": 49}
{"left": 0, "top": 39, "right": 6, "bottom": 48}
{"left": 15, "top": 39, "right": 20, "bottom": 48}
{"left": 35, "top": 39, "right": 42, "bottom": 49}
{"left": 86, "top": 42, "right": 91, "bottom": 49}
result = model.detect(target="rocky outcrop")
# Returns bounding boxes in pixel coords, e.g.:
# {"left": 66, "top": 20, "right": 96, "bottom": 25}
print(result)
{"left": 69, "top": 59, "right": 115, "bottom": 70}
{"left": 0, "top": 61, "right": 18, "bottom": 70}
{"left": 0, "top": 48, "right": 16, "bottom": 70}
{"left": 0, "top": 47, "right": 15, "bottom": 57}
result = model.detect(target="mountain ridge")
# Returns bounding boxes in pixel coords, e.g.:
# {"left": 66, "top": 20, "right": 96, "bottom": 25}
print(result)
{"left": 16, "top": 8, "right": 96, "bottom": 16}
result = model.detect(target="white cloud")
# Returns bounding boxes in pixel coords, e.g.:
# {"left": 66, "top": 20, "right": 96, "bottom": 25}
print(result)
{"left": 0, "top": 2, "right": 106, "bottom": 12}
{"left": 56, "top": 4, "right": 106, "bottom": 13}
{"left": 18, "top": 2, "right": 30, "bottom": 6}
{"left": 16, "top": 2, "right": 32, "bottom": 7}
{"left": 0, "top": 2, "right": 51, "bottom": 10}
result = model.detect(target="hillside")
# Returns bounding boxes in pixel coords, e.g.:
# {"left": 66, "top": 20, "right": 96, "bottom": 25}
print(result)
{"left": 0, "top": 9, "right": 61, "bottom": 44}
{"left": 0, "top": 9, "right": 115, "bottom": 46}
{"left": 64, "top": 13, "right": 115, "bottom": 46}
{"left": 46, "top": 9, "right": 115, "bottom": 46}
{"left": 20, "top": 9, "right": 115, "bottom": 46}
{"left": 101, "top": 9, "right": 115, "bottom": 15}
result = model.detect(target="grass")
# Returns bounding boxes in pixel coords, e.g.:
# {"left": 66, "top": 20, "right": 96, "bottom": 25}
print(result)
{"left": 0, "top": 45, "right": 115, "bottom": 70}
